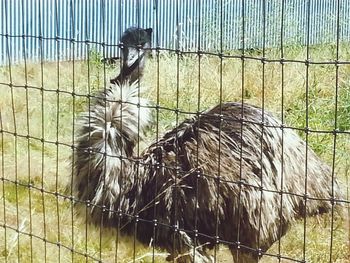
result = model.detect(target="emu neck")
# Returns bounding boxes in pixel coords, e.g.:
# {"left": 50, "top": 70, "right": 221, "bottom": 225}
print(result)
{"left": 110, "top": 55, "right": 145, "bottom": 85}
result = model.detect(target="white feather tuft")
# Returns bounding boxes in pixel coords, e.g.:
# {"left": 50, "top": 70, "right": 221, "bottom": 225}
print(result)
{"left": 73, "top": 81, "right": 151, "bottom": 219}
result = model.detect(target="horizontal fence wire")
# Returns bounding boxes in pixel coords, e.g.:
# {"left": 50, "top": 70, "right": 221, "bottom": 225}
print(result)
{"left": 1, "top": 0, "right": 350, "bottom": 64}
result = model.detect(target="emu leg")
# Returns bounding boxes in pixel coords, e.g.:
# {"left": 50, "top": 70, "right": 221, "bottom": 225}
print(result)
{"left": 229, "top": 246, "right": 260, "bottom": 263}
{"left": 165, "top": 231, "right": 213, "bottom": 263}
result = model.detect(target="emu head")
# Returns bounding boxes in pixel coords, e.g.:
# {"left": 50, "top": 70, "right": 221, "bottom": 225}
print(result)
{"left": 111, "top": 27, "right": 153, "bottom": 85}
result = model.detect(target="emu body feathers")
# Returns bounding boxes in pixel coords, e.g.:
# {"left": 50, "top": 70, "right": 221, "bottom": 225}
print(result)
{"left": 73, "top": 82, "right": 340, "bottom": 262}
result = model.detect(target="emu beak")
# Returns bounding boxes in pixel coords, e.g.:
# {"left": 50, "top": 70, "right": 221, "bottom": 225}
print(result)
{"left": 124, "top": 44, "right": 148, "bottom": 69}
{"left": 116, "top": 43, "right": 147, "bottom": 84}
{"left": 125, "top": 47, "right": 144, "bottom": 68}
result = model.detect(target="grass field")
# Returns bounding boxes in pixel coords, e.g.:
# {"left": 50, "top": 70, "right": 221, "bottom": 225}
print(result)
{"left": 0, "top": 44, "right": 349, "bottom": 262}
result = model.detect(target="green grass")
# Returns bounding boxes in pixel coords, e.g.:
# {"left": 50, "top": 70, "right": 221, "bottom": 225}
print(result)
{"left": 0, "top": 44, "right": 349, "bottom": 262}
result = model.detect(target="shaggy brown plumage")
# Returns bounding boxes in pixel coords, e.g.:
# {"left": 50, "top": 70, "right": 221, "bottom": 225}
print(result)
{"left": 73, "top": 82, "right": 341, "bottom": 262}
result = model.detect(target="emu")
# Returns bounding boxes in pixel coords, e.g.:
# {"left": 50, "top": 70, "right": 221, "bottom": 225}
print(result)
{"left": 73, "top": 28, "right": 341, "bottom": 262}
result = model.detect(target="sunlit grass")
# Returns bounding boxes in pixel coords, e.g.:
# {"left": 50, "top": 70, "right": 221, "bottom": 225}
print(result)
{"left": 0, "top": 43, "right": 349, "bottom": 262}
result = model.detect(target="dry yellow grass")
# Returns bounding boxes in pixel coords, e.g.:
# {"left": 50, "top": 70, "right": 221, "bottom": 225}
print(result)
{"left": 0, "top": 44, "right": 349, "bottom": 262}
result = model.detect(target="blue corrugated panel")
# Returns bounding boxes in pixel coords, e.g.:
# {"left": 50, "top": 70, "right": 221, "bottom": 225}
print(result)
{"left": 0, "top": 0, "right": 350, "bottom": 65}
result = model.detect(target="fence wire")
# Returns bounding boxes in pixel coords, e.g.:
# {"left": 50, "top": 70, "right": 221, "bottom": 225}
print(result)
{"left": 0, "top": 0, "right": 349, "bottom": 263}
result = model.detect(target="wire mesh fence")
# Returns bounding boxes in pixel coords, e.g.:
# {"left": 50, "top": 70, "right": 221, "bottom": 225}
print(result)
{"left": 0, "top": 0, "right": 349, "bottom": 262}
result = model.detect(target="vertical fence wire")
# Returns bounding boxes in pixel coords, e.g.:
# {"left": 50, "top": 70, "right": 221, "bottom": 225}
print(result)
{"left": 236, "top": 0, "right": 246, "bottom": 260}
{"left": 172, "top": 1, "right": 180, "bottom": 261}
{"left": 83, "top": 0, "right": 89, "bottom": 261}
{"left": 22, "top": 0, "right": 34, "bottom": 260}
{"left": 115, "top": 0, "right": 123, "bottom": 261}
{"left": 69, "top": 1, "right": 76, "bottom": 261}
{"left": 152, "top": 1, "right": 161, "bottom": 262}
{"left": 1, "top": 5, "right": 7, "bottom": 261}
{"left": 54, "top": 0, "right": 61, "bottom": 261}
{"left": 99, "top": 0, "right": 105, "bottom": 259}
{"left": 214, "top": 0, "right": 224, "bottom": 261}
{"left": 257, "top": 0, "right": 267, "bottom": 259}
{"left": 330, "top": 0, "right": 341, "bottom": 261}
{"left": 302, "top": 0, "right": 311, "bottom": 261}
{"left": 193, "top": 1, "right": 202, "bottom": 261}
{"left": 278, "top": 0, "right": 286, "bottom": 262}
{"left": 133, "top": 0, "right": 141, "bottom": 261}
{"left": 5, "top": 0, "right": 21, "bottom": 262}
{"left": 38, "top": 1, "right": 48, "bottom": 261}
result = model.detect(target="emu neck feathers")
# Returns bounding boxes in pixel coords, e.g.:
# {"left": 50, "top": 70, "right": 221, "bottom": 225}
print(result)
{"left": 74, "top": 82, "right": 151, "bottom": 219}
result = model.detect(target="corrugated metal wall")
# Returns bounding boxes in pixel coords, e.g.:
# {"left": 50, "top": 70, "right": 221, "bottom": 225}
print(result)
{"left": 1, "top": 0, "right": 349, "bottom": 65}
